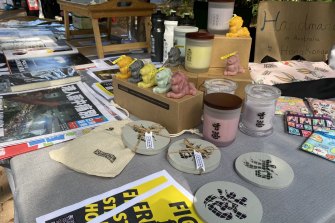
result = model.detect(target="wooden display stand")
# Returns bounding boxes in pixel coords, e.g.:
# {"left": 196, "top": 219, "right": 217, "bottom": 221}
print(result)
{"left": 57, "top": 0, "right": 155, "bottom": 58}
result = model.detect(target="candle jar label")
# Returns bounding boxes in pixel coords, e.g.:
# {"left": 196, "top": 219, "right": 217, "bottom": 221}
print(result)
{"left": 241, "top": 103, "right": 276, "bottom": 131}
{"left": 203, "top": 112, "right": 240, "bottom": 146}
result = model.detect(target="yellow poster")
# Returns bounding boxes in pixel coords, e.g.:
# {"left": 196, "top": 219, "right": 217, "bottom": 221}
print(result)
{"left": 92, "top": 179, "right": 203, "bottom": 223}
{"left": 37, "top": 170, "right": 172, "bottom": 223}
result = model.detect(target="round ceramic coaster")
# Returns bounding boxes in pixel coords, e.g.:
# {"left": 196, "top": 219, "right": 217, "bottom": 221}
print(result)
{"left": 121, "top": 120, "right": 170, "bottom": 155}
{"left": 235, "top": 152, "right": 294, "bottom": 189}
{"left": 167, "top": 138, "right": 221, "bottom": 174}
{"left": 194, "top": 181, "right": 263, "bottom": 223}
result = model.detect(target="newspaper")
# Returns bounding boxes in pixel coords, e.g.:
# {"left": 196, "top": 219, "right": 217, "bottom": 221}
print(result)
{"left": 0, "top": 82, "right": 115, "bottom": 160}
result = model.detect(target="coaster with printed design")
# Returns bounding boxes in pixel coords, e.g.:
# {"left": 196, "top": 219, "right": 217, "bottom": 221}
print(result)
{"left": 121, "top": 120, "right": 170, "bottom": 155}
{"left": 167, "top": 138, "right": 221, "bottom": 174}
{"left": 235, "top": 152, "right": 294, "bottom": 189}
{"left": 194, "top": 181, "right": 263, "bottom": 223}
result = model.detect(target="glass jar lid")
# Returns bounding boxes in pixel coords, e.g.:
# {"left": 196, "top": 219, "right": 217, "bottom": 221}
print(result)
{"left": 245, "top": 84, "right": 281, "bottom": 101}
{"left": 174, "top": 26, "right": 199, "bottom": 35}
{"left": 204, "top": 79, "right": 237, "bottom": 93}
{"left": 204, "top": 93, "right": 242, "bottom": 110}
{"left": 186, "top": 32, "right": 214, "bottom": 40}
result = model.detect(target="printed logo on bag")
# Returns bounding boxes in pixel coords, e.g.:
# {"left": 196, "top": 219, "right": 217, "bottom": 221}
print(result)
{"left": 243, "top": 159, "right": 277, "bottom": 180}
{"left": 204, "top": 189, "right": 247, "bottom": 220}
{"left": 93, "top": 149, "right": 116, "bottom": 163}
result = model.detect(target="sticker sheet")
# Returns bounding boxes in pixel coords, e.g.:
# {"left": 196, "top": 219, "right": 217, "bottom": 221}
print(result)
{"left": 275, "top": 96, "right": 311, "bottom": 115}
{"left": 285, "top": 112, "right": 335, "bottom": 137}
{"left": 307, "top": 98, "right": 335, "bottom": 120}
{"left": 301, "top": 130, "right": 335, "bottom": 162}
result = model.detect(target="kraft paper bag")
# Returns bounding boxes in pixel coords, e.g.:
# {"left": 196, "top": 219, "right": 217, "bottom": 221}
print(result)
{"left": 49, "top": 119, "right": 135, "bottom": 178}
{"left": 254, "top": 2, "right": 335, "bottom": 62}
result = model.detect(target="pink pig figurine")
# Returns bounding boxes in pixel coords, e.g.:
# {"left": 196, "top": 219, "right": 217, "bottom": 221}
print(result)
{"left": 167, "top": 71, "right": 197, "bottom": 99}
{"left": 224, "top": 54, "right": 245, "bottom": 76}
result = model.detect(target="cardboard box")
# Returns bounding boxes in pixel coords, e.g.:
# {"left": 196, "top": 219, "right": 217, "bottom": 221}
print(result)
{"left": 172, "top": 66, "right": 252, "bottom": 99}
{"left": 210, "top": 35, "right": 252, "bottom": 68}
{"left": 113, "top": 78, "right": 204, "bottom": 134}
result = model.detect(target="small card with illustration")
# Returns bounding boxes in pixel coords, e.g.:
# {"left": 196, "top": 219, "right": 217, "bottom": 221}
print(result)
{"left": 284, "top": 111, "right": 335, "bottom": 137}
{"left": 307, "top": 98, "right": 335, "bottom": 120}
{"left": 301, "top": 130, "right": 335, "bottom": 162}
{"left": 275, "top": 96, "right": 311, "bottom": 115}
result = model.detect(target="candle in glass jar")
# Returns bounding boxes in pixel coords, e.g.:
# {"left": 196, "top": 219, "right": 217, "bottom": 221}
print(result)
{"left": 203, "top": 93, "right": 243, "bottom": 147}
{"left": 239, "top": 84, "right": 281, "bottom": 137}
{"left": 207, "top": 0, "right": 235, "bottom": 35}
{"left": 240, "top": 101, "right": 276, "bottom": 131}
{"left": 174, "top": 26, "right": 199, "bottom": 57}
{"left": 185, "top": 32, "right": 214, "bottom": 73}
{"left": 204, "top": 78, "right": 238, "bottom": 95}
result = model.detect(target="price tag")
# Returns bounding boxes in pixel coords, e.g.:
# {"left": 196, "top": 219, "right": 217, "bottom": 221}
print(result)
{"left": 145, "top": 132, "right": 154, "bottom": 149}
{"left": 194, "top": 150, "right": 205, "bottom": 172}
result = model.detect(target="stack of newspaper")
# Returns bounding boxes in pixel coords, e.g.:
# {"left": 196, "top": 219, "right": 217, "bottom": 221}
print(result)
{"left": 0, "top": 19, "right": 127, "bottom": 160}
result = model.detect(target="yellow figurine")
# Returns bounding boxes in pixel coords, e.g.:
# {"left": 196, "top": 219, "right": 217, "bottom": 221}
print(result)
{"left": 137, "top": 63, "right": 157, "bottom": 88}
{"left": 226, "top": 15, "right": 250, "bottom": 38}
{"left": 113, "top": 55, "right": 134, "bottom": 79}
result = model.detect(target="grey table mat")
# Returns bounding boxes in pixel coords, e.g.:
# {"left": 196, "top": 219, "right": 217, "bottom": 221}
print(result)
{"left": 8, "top": 116, "right": 335, "bottom": 223}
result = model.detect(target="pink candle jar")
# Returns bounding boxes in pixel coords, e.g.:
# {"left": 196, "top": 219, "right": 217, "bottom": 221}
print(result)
{"left": 203, "top": 93, "right": 243, "bottom": 147}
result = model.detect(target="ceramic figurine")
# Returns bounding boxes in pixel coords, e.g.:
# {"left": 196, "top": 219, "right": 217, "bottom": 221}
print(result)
{"left": 226, "top": 15, "right": 250, "bottom": 38}
{"left": 137, "top": 63, "right": 157, "bottom": 88}
{"left": 153, "top": 68, "right": 172, "bottom": 94}
{"left": 163, "top": 47, "right": 182, "bottom": 67}
{"left": 224, "top": 54, "right": 245, "bottom": 76}
{"left": 128, "top": 59, "right": 145, "bottom": 83}
{"left": 114, "top": 55, "right": 134, "bottom": 79}
{"left": 167, "top": 71, "right": 197, "bottom": 99}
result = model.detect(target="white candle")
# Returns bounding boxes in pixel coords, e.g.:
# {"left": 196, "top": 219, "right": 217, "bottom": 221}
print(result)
{"left": 239, "top": 84, "right": 281, "bottom": 137}
{"left": 240, "top": 101, "right": 276, "bottom": 131}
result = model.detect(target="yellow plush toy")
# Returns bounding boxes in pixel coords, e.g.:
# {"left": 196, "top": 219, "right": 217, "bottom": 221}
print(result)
{"left": 113, "top": 55, "right": 134, "bottom": 79}
{"left": 226, "top": 15, "right": 250, "bottom": 38}
{"left": 137, "top": 63, "right": 157, "bottom": 88}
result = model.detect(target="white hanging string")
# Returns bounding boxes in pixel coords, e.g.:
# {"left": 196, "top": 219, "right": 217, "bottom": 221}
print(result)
{"left": 110, "top": 100, "right": 130, "bottom": 118}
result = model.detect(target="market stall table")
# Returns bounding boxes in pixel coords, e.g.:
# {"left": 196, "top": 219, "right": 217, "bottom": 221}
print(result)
{"left": 6, "top": 116, "right": 335, "bottom": 223}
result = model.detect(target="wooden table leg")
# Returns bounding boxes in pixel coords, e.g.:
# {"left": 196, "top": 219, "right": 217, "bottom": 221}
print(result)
{"left": 107, "top": 18, "right": 112, "bottom": 40}
{"left": 144, "top": 17, "right": 151, "bottom": 53}
{"left": 92, "top": 18, "right": 104, "bottom": 59}
{"left": 63, "top": 10, "right": 70, "bottom": 40}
